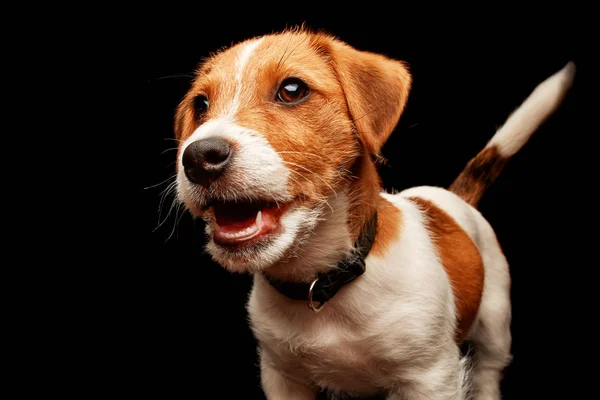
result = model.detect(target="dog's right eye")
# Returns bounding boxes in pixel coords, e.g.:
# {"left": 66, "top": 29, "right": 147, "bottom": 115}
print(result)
{"left": 193, "top": 95, "right": 209, "bottom": 118}
{"left": 277, "top": 78, "right": 309, "bottom": 104}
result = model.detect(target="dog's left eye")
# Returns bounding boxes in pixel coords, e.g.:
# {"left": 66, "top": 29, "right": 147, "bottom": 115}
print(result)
{"left": 277, "top": 78, "right": 309, "bottom": 104}
{"left": 193, "top": 94, "right": 209, "bottom": 118}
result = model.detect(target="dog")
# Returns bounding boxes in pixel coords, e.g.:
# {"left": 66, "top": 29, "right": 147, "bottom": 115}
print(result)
{"left": 172, "top": 29, "right": 575, "bottom": 399}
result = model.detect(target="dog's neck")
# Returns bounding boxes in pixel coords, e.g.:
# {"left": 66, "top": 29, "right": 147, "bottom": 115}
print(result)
{"left": 347, "top": 151, "right": 381, "bottom": 241}
{"left": 264, "top": 152, "right": 381, "bottom": 283}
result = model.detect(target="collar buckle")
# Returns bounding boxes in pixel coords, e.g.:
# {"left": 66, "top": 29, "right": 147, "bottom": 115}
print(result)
{"left": 306, "top": 278, "right": 326, "bottom": 313}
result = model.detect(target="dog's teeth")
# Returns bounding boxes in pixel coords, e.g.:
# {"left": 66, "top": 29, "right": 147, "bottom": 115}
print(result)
{"left": 218, "top": 224, "right": 259, "bottom": 239}
{"left": 256, "top": 210, "right": 262, "bottom": 226}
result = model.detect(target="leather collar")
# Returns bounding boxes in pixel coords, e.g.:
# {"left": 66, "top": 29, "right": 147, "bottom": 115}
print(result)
{"left": 263, "top": 212, "right": 378, "bottom": 312}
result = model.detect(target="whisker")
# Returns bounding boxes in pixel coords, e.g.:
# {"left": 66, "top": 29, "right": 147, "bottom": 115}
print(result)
{"left": 286, "top": 174, "right": 303, "bottom": 187}
{"left": 144, "top": 174, "right": 176, "bottom": 190}
{"left": 286, "top": 169, "right": 334, "bottom": 213}
{"left": 159, "top": 179, "right": 177, "bottom": 197}
{"left": 283, "top": 173, "right": 306, "bottom": 205}
{"left": 278, "top": 40, "right": 305, "bottom": 71}
{"left": 160, "top": 147, "right": 179, "bottom": 155}
{"left": 282, "top": 161, "right": 338, "bottom": 199}
{"left": 154, "top": 193, "right": 179, "bottom": 233}
{"left": 352, "top": 104, "right": 385, "bottom": 123}
{"left": 164, "top": 138, "right": 182, "bottom": 143}
{"left": 318, "top": 198, "right": 334, "bottom": 213}
{"left": 149, "top": 74, "right": 195, "bottom": 81}
{"left": 166, "top": 203, "right": 186, "bottom": 242}
{"left": 356, "top": 199, "right": 379, "bottom": 209}
{"left": 158, "top": 181, "right": 178, "bottom": 222}
{"left": 275, "top": 35, "right": 296, "bottom": 73}
{"left": 278, "top": 151, "right": 324, "bottom": 159}
{"left": 175, "top": 204, "right": 187, "bottom": 240}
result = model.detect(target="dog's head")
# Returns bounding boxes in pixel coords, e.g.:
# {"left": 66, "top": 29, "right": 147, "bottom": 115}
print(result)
{"left": 174, "top": 30, "right": 411, "bottom": 273}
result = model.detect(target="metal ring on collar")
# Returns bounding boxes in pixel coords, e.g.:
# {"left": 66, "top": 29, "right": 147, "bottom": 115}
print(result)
{"left": 306, "top": 278, "right": 326, "bottom": 313}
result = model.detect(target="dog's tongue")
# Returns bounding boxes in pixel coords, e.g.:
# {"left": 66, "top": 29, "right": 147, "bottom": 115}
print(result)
{"left": 212, "top": 202, "right": 280, "bottom": 244}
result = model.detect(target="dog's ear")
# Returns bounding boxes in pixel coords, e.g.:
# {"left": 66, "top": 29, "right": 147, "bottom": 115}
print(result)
{"left": 317, "top": 36, "right": 412, "bottom": 156}
{"left": 174, "top": 96, "right": 195, "bottom": 140}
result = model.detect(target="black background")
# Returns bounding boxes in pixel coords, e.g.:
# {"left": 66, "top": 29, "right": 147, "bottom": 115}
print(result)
{"left": 116, "top": 10, "right": 582, "bottom": 400}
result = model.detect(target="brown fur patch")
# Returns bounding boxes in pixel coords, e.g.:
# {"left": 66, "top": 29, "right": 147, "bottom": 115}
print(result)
{"left": 316, "top": 37, "right": 412, "bottom": 156}
{"left": 449, "top": 146, "right": 508, "bottom": 207}
{"left": 369, "top": 196, "right": 402, "bottom": 257}
{"left": 409, "top": 197, "right": 484, "bottom": 343}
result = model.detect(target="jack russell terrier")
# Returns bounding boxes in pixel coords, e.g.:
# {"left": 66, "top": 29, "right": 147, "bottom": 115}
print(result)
{"left": 172, "top": 29, "right": 575, "bottom": 399}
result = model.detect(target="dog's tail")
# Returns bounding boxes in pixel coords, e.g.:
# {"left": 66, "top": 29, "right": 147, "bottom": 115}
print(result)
{"left": 449, "top": 62, "right": 576, "bottom": 207}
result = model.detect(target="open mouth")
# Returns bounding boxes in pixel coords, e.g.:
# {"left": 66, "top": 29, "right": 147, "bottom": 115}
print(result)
{"left": 210, "top": 200, "right": 293, "bottom": 247}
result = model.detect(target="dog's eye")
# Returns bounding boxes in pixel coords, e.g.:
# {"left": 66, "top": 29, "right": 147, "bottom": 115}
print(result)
{"left": 277, "top": 78, "right": 309, "bottom": 104}
{"left": 193, "top": 95, "right": 209, "bottom": 117}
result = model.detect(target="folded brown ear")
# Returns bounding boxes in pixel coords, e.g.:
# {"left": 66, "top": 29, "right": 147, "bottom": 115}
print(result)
{"left": 318, "top": 37, "right": 412, "bottom": 155}
{"left": 174, "top": 95, "right": 195, "bottom": 140}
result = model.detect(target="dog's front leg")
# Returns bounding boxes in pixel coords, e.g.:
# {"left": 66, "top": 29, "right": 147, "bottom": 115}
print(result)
{"left": 260, "top": 351, "right": 316, "bottom": 400}
{"left": 386, "top": 348, "right": 469, "bottom": 400}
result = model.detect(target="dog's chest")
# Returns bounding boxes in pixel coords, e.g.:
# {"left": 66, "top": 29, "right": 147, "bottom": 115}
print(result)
{"left": 252, "top": 308, "right": 396, "bottom": 394}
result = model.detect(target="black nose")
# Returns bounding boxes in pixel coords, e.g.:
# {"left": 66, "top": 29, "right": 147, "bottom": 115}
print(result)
{"left": 182, "top": 138, "right": 233, "bottom": 186}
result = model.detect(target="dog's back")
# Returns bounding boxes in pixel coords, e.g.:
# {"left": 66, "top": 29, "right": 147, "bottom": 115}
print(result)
{"left": 390, "top": 62, "right": 576, "bottom": 398}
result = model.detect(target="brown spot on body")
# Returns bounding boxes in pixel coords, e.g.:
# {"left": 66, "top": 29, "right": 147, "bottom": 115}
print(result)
{"left": 370, "top": 196, "right": 402, "bottom": 257}
{"left": 409, "top": 197, "right": 484, "bottom": 343}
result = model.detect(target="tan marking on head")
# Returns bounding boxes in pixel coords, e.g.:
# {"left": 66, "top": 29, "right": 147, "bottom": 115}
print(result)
{"left": 174, "top": 38, "right": 266, "bottom": 138}
{"left": 409, "top": 197, "right": 484, "bottom": 343}
{"left": 233, "top": 32, "right": 360, "bottom": 208}
{"left": 370, "top": 197, "right": 402, "bottom": 257}
{"left": 174, "top": 29, "right": 412, "bottom": 241}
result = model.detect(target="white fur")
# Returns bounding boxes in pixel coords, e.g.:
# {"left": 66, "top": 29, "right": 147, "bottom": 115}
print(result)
{"left": 177, "top": 118, "right": 318, "bottom": 272}
{"left": 261, "top": 192, "right": 355, "bottom": 282}
{"left": 249, "top": 188, "right": 508, "bottom": 399}
{"left": 224, "top": 38, "right": 264, "bottom": 118}
{"left": 487, "top": 62, "right": 575, "bottom": 157}
{"left": 178, "top": 118, "right": 290, "bottom": 210}
{"left": 177, "top": 118, "right": 291, "bottom": 208}
{"left": 250, "top": 194, "right": 471, "bottom": 399}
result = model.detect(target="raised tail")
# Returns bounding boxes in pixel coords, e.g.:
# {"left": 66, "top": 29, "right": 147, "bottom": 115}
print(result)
{"left": 449, "top": 62, "right": 576, "bottom": 207}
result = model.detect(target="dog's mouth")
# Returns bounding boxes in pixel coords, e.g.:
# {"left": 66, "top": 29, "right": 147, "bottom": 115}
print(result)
{"left": 208, "top": 200, "right": 294, "bottom": 247}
